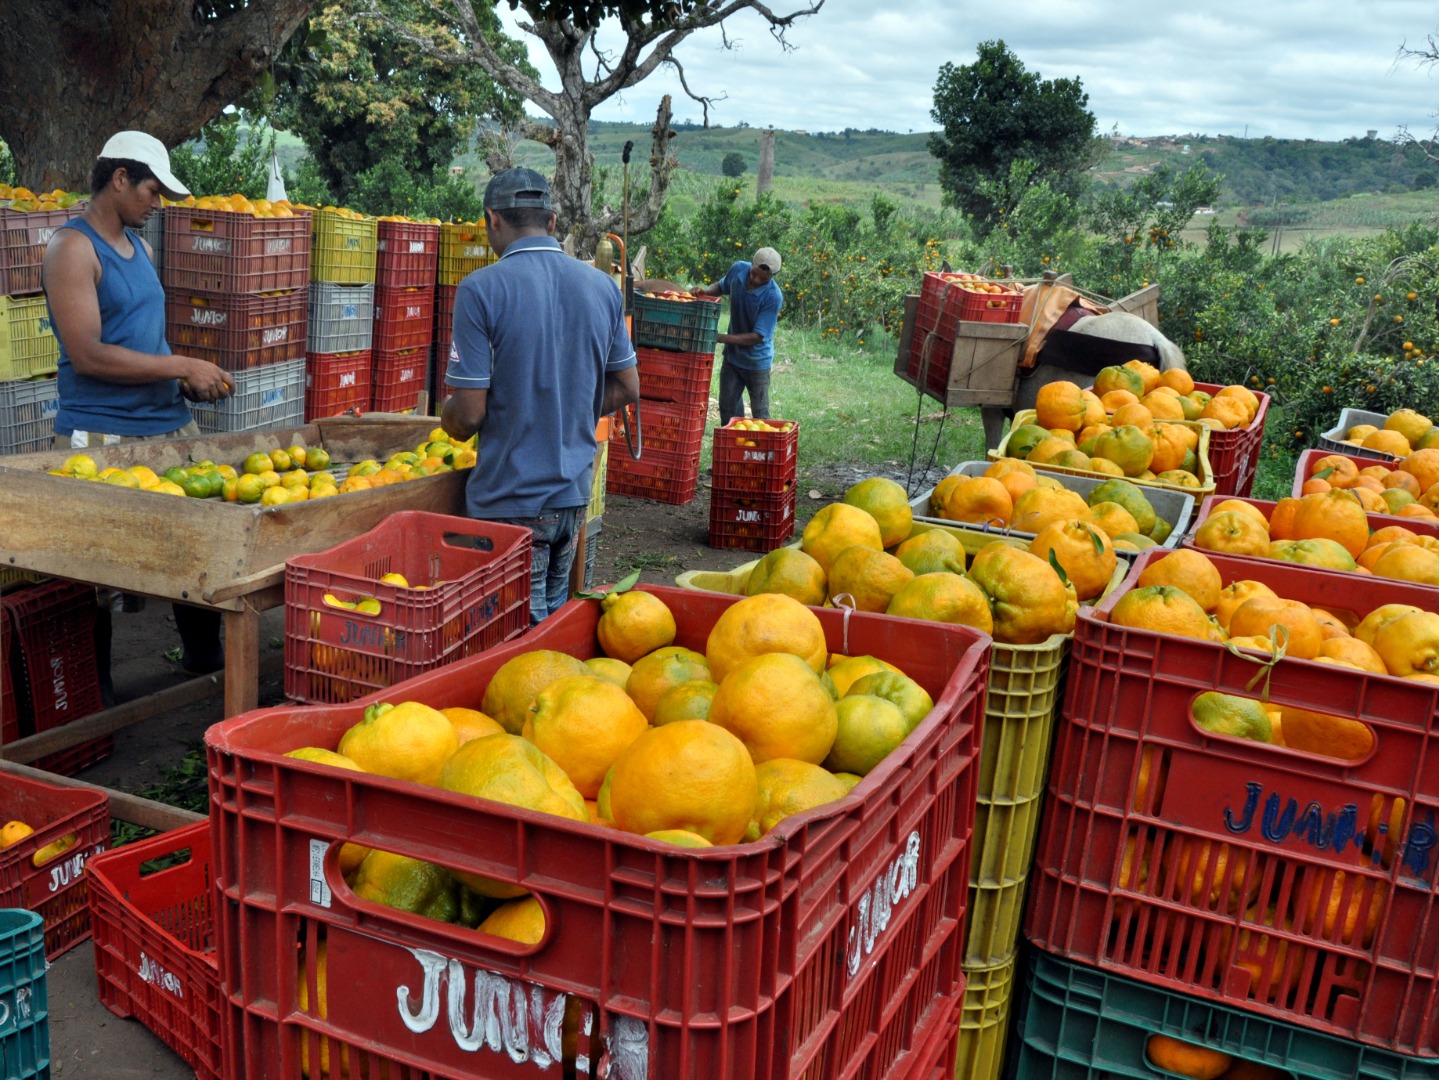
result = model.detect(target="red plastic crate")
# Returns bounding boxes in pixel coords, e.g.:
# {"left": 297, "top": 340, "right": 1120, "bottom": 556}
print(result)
{"left": 1192, "top": 382, "right": 1270, "bottom": 497}
{"left": 0, "top": 205, "right": 83, "bottom": 296}
{"left": 304, "top": 350, "right": 371, "bottom": 421}
{"left": 283, "top": 511, "right": 532, "bottom": 703}
{"left": 708, "top": 488, "right": 797, "bottom": 552}
{"left": 2, "top": 579, "right": 110, "bottom": 775}
{"left": 88, "top": 822, "right": 221, "bottom": 1080}
{"left": 918, "top": 271, "right": 1024, "bottom": 337}
{"left": 207, "top": 584, "right": 989, "bottom": 1080}
{"left": 1292, "top": 447, "right": 1394, "bottom": 497}
{"left": 433, "top": 282, "right": 458, "bottom": 359}
{"left": 165, "top": 288, "right": 308, "bottom": 371}
{"left": 606, "top": 444, "right": 701, "bottom": 505}
{"left": 1027, "top": 546, "right": 1439, "bottom": 1056}
{"left": 635, "top": 345, "right": 714, "bottom": 405}
{"left": 0, "top": 771, "right": 110, "bottom": 959}
{"left": 162, "top": 207, "right": 312, "bottom": 294}
{"left": 610, "top": 397, "right": 706, "bottom": 459}
{"left": 371, "top": 345, "right": 427, "bottom": 412}
{"left": 712, "top": 418, "right": 799, "bottom": 493}
{"left": 375, "top": 220, "right": 440, "bottom": 289}
{"left": 1, "top": 606, "right": 15, "bottom": 745}
{"left": 372, "top": 285, "right": 435, "bottom": 352}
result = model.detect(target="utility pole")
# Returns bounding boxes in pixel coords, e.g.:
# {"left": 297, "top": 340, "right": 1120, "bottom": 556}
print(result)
{"left": 757, "top": 129, "right": 775, "bottom": 196}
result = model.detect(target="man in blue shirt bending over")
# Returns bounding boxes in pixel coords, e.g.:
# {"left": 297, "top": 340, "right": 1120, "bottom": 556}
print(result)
{"left": 694, "top": 247, "right": 784, "bottom": 425}
{"left": 442, "top": 167, "right": 639, "bottom": 624}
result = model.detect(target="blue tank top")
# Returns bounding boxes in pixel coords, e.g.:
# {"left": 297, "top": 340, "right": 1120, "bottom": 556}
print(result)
{"left": 49, "top": 217, "right": 190, "bottom": 436}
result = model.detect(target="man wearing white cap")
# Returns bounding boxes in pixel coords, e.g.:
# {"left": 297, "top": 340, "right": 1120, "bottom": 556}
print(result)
{"left": 42, "top": 131, "right": 234, "bottom": 677}
{"left": 693, "top": 246, "right": 784, "bottom": 425}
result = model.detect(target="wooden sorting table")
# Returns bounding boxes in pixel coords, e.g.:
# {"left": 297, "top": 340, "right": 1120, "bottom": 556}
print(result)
{"left": 0, "top": 416, "right": 468, "bottom": 724}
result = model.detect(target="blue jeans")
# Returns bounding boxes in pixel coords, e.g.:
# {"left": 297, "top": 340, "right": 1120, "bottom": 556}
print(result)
{"left": 490, "top": 506, "right": 586, "bottom": 624}
{"left": 719, "top": 360, "right": 771, "bottom": 425}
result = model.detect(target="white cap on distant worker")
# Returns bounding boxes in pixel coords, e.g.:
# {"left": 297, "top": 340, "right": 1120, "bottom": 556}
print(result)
{"left": 752, "top": 247, "right": 782, "bottom": 274}
{"left": 97, "top": 131, "right": 190, "bottom": 199}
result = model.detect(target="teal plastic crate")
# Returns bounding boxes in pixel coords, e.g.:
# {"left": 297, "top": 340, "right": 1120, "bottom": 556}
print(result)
{"left": 0, "top": 909, "right": 49, "bottom": 1079}
{"left": 1008, "top": 949, "right": 1439, "bottom": 1079}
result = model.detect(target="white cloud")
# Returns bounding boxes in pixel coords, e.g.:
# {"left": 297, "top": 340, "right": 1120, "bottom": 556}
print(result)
{"left": 500, "top": 0, "right": 1439, "bottom": 140}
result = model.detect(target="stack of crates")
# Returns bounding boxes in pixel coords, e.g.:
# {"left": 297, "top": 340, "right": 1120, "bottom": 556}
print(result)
{"left": 431, "top": 220, "right": 494, "bottom": 414}
{"left": 305, "top": 208, "right": 379, "bottom": 417}
{"left": 373, "top": 218, "right": 439, "bottom": 412}
{"left": 0, "top": 909, "right": 50, "bottom": 1078}
{"left": 708, "top": 419, "right": 798, "bottom": 551}
{"left": 0, "top": 201, "right": 76, "bottom": 453}
{"left": 904, "top": 271, "right": 1024, "bottom": 400}
{"left": 163, "top": 204, "right": 311, "bottom": 433}
{"left": 608, "top": 293, "right": 721, "bottom": 504}
{"left": 1012, "top": 543, "right": 1439, "bottom": 1075}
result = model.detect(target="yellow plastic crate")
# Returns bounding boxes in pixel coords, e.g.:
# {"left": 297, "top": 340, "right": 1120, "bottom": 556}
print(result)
{"left": 954, "top": 958, "right": 1015, "bottom": 1080}
{"left": 311, "top": 210, "right": 377, "bottom": 284}
{"left": 992, "top": 409, "right": 1216, "bottom": 497}
{"left": 589, "top": 440, "right": 608, "bottom": 522}
{"left": 0, "top": 294, "right": 59, "bottom": 380}
{"left": 438, "top": 221, "right": 494, "bottom": 285}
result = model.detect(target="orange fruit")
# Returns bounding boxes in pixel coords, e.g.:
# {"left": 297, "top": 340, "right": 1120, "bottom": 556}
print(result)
{"left": 1148, "top": 423, "right": 1191, "bottom": 473}
{"left": 441, "top": 706, "right": 506, "bottom": 745}
{"left": 606, "top": 720, "right": 757, "bottom": 845}
{"left": 941, "top": 475, "right": 1013, "bottom": 526}
{"left": 1278, "top": 705, "right": 1376, "bottom": 761}
{"left": 1361, "top": 429, "right": 1411, "bottom": 457}
{"left": 1311, "top": 608, "right": 1353, "bottom": 640}
{"left": 1387, "top": 408, "right": 1434, "bottom": 445}
{"left": 825, "top": 655, "right": 903, "bottom": 697}
{"left": 843, "top": 477, "right": 913, "bottom": 548}
{"left": 652, "top": 679, "right": 719, "bottom": 725}
{"left": 744, "top": 546, "right": 827, "bottom": 607}
{"left": 1372, "top": 542, "right": 1439, "bottom": 586}
{"left": 1087, "top": 500, "right": 1141, "bottom": 539}
{"left": 1350, "top": 486, "right": 1388, "bottom": 515}
{"left": 1110, "top": 402, "right": 1155, "bottom": 429}
{"left": 1141, "top": 392, "right": 1186, "bottom": 421}
{"left": 1193, "top": 510, "right": 1270, "bottom": 557}
{"left": 706, "top": 592, "right": 827, "bottom": 683}
{"left": 1094, "top": 364, "right": 1146, "bottom": 398}
{"left": 1300, "top": 477, "right": 1331, "bottom": 495}
{"left": 1354, "top": 602, "right": 1426, "bottom": 644}
{"left": 1214, "top": 384, "right": 1260, "bottom": 422}
{"left": 1290, "top": 490, "right": 1371, "bottom": 557}
{"left": 1109, "top": 585, "right": 1217, "bottom": 640}
{"left": 1297, "top": 871, "right": 1384, "bottom": 947}
{"left": 1370, "top": 611, "right": 1439, "bottom": 676}
{"left": 645, "top": 829, "right": 714, "bottom": 847}
{"left": 745, "top": 759, "right": 850, "bottom": 840}
{"left": 1027, "top": 435, "right": 1078, "bottom": 465}
{"left": 892, "top": 530, "right": 967, "bottom": 576}
{"left": 482, "top": 649, "right": 592, "bottom": 733}
{"left": 801, "top": 502, "right": 884, "bottom": 575}
{"left": 1028, "top": 518, "right": 1117, "bottom": 601}
{"left": 1145, "top": 1034, "right": 1231, "bottom": 1080}
{"left": 1381, "top": 488, "right": 1417, "bottom": 514}
{"left": 585, "top": 656, "right": 634, "bottom": 686}
{"left": 1137, "top": 549, "right": 1223, "bottom": 612}
{"left": 1382, "top": 469, "right": 1422, "bottom": 496}
{"left": 1100, "top": 388, "right": 1140, "bottom": 411}
{"left": 1123, "top": 359, "right": 1162, "bottom": 393}
{"left": 1266, "top": 537, "right": 1357, "bottom": 572}
{"left": 884, "top": 572, "right": 994, "bottom": 634}
{"left": 1010, "top": 485, "right": 1091, "bottom": 535}
{"left": 478, "top": 895, "right": 547, "bottom": 944}
{"left": 0, "top": 820, "right": 34, "bottom": 848}
{"left": 1210, "top": 499, "right": 1270, "bottom": 530}
{"left": 968, "top": 542, "right": 1078, "bottom": 644}
{"left": 597, "top": 589, "right": 677, "bottom": 663}
{"left": 1227, "top": 597, "right": 1324, "bottom": 660}
{"left": 1199, "top": 395, "right": 1249, "bottom": 430}
{"left": 1080, "top": 389, "right": 1107, "bottom": 428}
{"left": 1159, "top": 368, "right": 1196, "bottom": 394}
{"left": 1368, "top": 524, "right": 1418, "bottom": 548}
{"left": 338, "top": 701, "right": 459, "bottom": 787}
{"left": 825, "top": 545, "right": 915, "bottom": 613}
{"left": 524, "top": 674, "right": 649, "bottom": 798}
{"left": 1213, "top": 580, "right": 1279, "bottom": 632}
{"left": 1316, "top": 636, "right": 1386, "bottom": 673}
{"left": 823, "top": 693, "right": 911, "bottom": 775}
{"left": 1034, "top": 380, "right": 1087, "bottom": 431}
{"left": 1404, "top": 448, "right": 1439, "bottom": 492}
{"left": 1308, "top": 454, "right": 1359, "bottom": 488}
{"left": 624, "top": 645, "right": 711, "bottom": 721}
{"left": 709, "top": 652, "right": 838, "bottom": 764}
{"left": 1093, "top": 425, "right": 1156, "bottom": 477}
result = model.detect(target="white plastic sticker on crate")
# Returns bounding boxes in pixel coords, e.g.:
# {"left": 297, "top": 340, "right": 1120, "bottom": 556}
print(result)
{"left": 846, "top": 830, "right": 922, "bottom": 979}
{"left": 397, "top": 945, "right": 647, "bottom": 1076}
{"left": 309, "top": 838, "right": 333, "bottom": 907}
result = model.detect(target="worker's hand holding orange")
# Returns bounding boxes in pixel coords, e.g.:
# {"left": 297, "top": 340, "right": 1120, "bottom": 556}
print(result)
{"left": 179, "top": 357, "right": 235, "bottom": 402}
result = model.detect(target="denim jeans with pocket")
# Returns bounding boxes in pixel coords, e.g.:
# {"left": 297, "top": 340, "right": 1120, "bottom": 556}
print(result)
{"left": 489, "top": 506, "right": 586, "bottom": 624}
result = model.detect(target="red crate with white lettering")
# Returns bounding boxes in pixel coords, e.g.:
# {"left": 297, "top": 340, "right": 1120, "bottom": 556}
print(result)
{"left": 371, "top": 345, "right": 427, "bottom": 413}
{"left": 375, "top": 219, "right": 439, "bottom": 289}
{"left": 283, "top": 511, "right": 532, "bottom": 703}
{"left": 164, "top": 288, "right": 308, "bottom": 371}
{"left": 712, "top": 417, "right": 799, "bottom": 494}
{"left": 606, "top": 444, "right": 701, "bottom": 505}
{"left": 0, "top": 204, "right": 85, "bottom": 296}
{"left": 304, "top": 350, "right": 371, "bottom": 421}
{"left": 372, "top": 285, "right": 436, "bottom": 353}
{"left": 208, "top": 585, "right": 988, "bottom": 1080}
{"left": 1027, "top": 546, "right": 1439, "bottom": 1056}
{"left": 433, "top": 282, "right": 458, "bottom": 363}
{"left": 162, "top": 207, "right": 312, "bottom": 295}
{"left": 636, "top": 345, "right": 714, "bottom": 406}
{"left": 88, "top": 823, "right": 221, "bottom": 1080}
{"left": 2, "top": 579, "right": 110, "bottom": 775}
{"left": 611, "top": 398, "right": 706, "bottom": 459}
{"left": 708, "top": 488, "right": 797, "bottom": 552}
{"left": 0, "top": 771, "right": 110, "bottom": 960}
{"left": 1, "top": 604, "right": 16, "bottom": 746}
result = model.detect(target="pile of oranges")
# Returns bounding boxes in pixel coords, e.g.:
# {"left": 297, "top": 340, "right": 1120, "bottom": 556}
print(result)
{"left": 1299, "top": 447, "right": 1439, "bottom": 518}
{"left": 166, "top": 192, "right": 300, "bottom": 218}
{"left": 0, "top": 184, "right": 84, "bottom": 211}
{"left": 1330, "top": 406, "right": 1438, "bottom": 457}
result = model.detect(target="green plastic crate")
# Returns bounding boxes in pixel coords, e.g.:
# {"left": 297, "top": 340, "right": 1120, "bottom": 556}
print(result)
{"left": 311, "top": 210, "right": 377, "bottom": 284}
{"left": 0, "top": 908, "right": 49, "bottom": 1079}
{"left": 0, "top": 295, "right": 59, "bottom": 380}
{"left": 1009, "top": 950, "right": 1439, "bottom": 1079}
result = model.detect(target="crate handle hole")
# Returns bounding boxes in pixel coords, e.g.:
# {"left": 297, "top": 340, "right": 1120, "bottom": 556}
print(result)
{"left": 138, "top": 845, "right": 195, "bottom": 878}
{"left": 443, "top": 534, "right": 495, "bottom": 553}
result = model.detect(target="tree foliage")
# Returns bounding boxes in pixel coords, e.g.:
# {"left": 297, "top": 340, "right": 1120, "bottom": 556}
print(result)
{"left": 169, "top": 112, "right": 278, "bottom": 199}
{"left": 274, "top": 0, "right": 532, "bottom": 208}
{"left": 928, "top": 40, "right": 1098, "bottom": 237}
{"left": 721, "top": 151, "right": 747, "bottom": 177}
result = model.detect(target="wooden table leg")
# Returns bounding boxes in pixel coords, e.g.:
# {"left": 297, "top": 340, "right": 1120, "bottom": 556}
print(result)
{"left": 224, "top": 603, "right": 261, "bottom": 717}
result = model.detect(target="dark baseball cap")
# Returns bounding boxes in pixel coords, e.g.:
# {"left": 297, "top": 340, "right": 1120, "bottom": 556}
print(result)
{"left": 483, "top": 167, "right": 552, "bottom": 211}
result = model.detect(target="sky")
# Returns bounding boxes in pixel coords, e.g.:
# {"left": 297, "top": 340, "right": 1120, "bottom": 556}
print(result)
{"left": 499, "top": 0, "right": 1439, "bottom": 142}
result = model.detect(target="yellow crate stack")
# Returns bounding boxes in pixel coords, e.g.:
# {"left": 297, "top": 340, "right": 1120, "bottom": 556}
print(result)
{"left": 438, "top": 221, "right": 495, "bottom": 285}
{"left": 311, "top": 209, "right": 377, "bottom": 286}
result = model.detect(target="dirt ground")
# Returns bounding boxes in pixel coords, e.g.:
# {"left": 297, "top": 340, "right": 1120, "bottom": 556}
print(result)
{"left": 41, "top": 457, "right": 954, "bottom": 1077}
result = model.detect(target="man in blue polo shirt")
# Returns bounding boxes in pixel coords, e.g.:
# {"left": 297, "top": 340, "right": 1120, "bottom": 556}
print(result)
{"left": 442, "top": 167, "right": 639, "bottom": 623}
{"left": 694, "top": 247, "right": 784, "bottom": 425}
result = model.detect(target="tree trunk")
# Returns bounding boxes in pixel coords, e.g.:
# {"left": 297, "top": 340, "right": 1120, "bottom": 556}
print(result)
{"left": 0, "top": 0, "right": 314, "bottom": 190}
{"left": 757, "top": 129, "right": 775, "bottom": 195}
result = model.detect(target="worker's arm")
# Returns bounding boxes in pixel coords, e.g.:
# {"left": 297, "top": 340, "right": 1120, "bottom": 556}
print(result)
{"left": 717, "top": 330, "right": 762, "bottom": 348}
{"left": 42, "top": 229, "right": 234, "bottom": 401}
{"left": 691, "top": 281, "right": 722, "bottom": 298}
{"left": 441, "top": 387, "right": 487, "bottom": 443}
{"left": 601, "top": 365, "right": 640, "bottom": 415}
